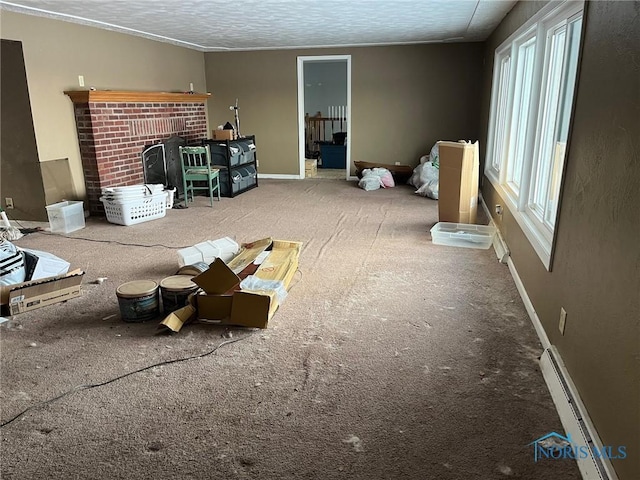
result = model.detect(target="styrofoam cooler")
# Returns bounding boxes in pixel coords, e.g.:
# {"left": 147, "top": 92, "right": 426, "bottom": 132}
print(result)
{"left": 177, "top": 237, "right": 239, "bottom": 266}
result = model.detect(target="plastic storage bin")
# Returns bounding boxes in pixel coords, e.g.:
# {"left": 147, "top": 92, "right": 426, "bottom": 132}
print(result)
{"left": 202, "top": 135, "right": 257, "bottom": 198}
{"left": 219, "top": 169, "right": 243, "bottom": 197}
{"left": 237, "top": 139, "right": 256, "bottom": 164}
{"left": 319, "top": 144, "right": 347, "bottom": 169}
{"left": 208, "top": 142, "right": 243, "bottom": 167}
{"left": 100, "top": 191, "right": 168, "bottom": 226}
{"left": 430, "top": 222, "right": 496, "bottom": 249}
{"left": 46, "top": 201, "right": 85, "bottom": 234}
{"left": 236, "top": 165, "right": 257, "bottom": 191}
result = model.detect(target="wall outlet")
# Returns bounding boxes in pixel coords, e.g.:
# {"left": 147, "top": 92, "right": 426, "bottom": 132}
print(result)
{"left": 559, "top": 307, "right": 567, "bottom": 335}
{"left": 78, "top": 75, "right": 85, "bottom": 87}
{"left": 394, "top": 161, "right": 401, "bottom": 165}
{"left": 495, "top": 204, "right": 503, "bottom": 216}
{"left": 5, "top": 197, "right": 14, "bottom": 209}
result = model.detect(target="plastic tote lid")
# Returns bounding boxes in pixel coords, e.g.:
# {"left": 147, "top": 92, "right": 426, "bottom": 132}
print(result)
{"left": 116, "top": 280, "right": 158, "bottom": 297}
{"left": 160, "top": 275, "right": 197, "bottom": 291}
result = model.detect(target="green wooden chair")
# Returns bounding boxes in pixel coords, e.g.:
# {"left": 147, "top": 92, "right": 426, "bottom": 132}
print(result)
{"left": 179, "top": 145, "right": 221, "bottom": 207}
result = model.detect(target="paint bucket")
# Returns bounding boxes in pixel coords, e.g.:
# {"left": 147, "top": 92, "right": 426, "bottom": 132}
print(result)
{"left": 160, "top": 275, "right": 199, "bottom": 314}
{"left": 175, "top": 261, "right": 209, "bottom": 277}
{"left": 116, "top": 280, "right": 159, "bottom": 322}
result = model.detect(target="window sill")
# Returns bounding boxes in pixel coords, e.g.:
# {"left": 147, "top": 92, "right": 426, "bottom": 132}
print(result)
{"left": 485, "top": 174, "right": 552, "bottom": 270}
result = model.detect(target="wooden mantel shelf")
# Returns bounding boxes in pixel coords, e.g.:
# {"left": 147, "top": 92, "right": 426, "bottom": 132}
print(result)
{"left": 64, "top": 90, "right": 211, "bottom": 104}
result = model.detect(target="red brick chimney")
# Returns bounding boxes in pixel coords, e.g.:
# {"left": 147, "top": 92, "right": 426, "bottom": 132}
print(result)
{"left": 65, "top": 90, "right": 209, "bottom": 215}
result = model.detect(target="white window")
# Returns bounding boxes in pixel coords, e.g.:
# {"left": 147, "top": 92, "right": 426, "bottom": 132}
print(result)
{"left": 485, "top": 1, "right": 584, "bottom": 269}
{"left": 489, "top": 52, "right": 512, "bottom": 175}
{"left": 506, "top": 34, "right": 536, "bottom": 198}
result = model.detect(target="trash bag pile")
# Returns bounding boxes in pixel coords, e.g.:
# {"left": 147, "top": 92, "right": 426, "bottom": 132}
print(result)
{"left": 408, "top": 142, "right": 439, "bottom": 200}
{"left": 357, "top": 168, "right": 395, "bottom": 191}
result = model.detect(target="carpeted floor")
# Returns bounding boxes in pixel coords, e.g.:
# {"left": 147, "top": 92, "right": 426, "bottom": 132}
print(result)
{"left": 0, "top": 179, "right": 581, "bottom": 479}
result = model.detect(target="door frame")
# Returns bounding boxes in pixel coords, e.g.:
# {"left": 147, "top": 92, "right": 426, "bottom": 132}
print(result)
{"left": 297, "top": 55, "right": 351, "bottom": 180}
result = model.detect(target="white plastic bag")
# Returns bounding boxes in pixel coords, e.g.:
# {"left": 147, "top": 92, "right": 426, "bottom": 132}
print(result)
{"left": 371, "top": 168, "right": 395, "bottom": 188}
{"left": 358, "top": 176, "right": 382, "bottom": 191}
{"left": 0, "top": 240, "right": 26, "bottom": 286}
{"left": 358, "top": 169, "right": 383, "bottom": 191}
{"left": 429, "top": 142, "right": 439, "bottom": 165}
{"left": 21, "top": 248, "right": 70, "bottom": 281}
{"left": 418, "top": 161, "right": 439, "bottom": 199}
{"left": 408, "top": 142, "right": 440, "bottom": 199}
{"left": 407, "top": 166, "right": 420, "bottom": 188}
{"left": 239, "top": 275, "right": 288, "bottom": 303}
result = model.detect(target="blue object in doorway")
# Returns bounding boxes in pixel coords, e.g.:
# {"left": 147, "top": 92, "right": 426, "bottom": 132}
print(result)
{"left": 319, "top": 144, "right": 346, "bottom": 169}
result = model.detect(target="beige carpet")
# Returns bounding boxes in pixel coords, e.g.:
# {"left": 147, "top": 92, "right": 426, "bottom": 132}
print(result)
{"left": 0, "top": 179, "right": 580, "bottom": 479}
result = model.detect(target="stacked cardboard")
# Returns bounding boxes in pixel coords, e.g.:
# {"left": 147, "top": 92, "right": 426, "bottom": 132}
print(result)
{"left": 305, "top": 159, "right": 317, "bottom": 178}
{"left": 437, "top": 141, "right": 480, "bottom": 224}
{"left": 161, "top": 238, "right": 301, "bottom": 332}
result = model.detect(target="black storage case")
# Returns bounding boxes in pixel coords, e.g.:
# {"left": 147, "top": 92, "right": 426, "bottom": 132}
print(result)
{"left": 202, "top": 135, "right": 258, "bottom": 198}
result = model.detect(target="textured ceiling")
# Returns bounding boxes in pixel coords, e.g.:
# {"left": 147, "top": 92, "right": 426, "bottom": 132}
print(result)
{"left": 0, "top": 0, "right": 517, "bottom": 52}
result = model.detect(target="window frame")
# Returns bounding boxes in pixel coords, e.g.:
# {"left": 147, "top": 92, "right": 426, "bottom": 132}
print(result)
{"left": 504, "top": 28, "right": 538, "bottom": 203}
{"left": 484, "top": 0, "right": 584, "bottom": 270}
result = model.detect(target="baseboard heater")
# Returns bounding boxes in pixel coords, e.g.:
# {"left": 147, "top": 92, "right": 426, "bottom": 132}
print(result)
{"left": 479, "top": 193, "right": 510, "bottom": 263}
{"left": 480, "top": 194, "right": 621, "bottom": 479}
{"left": 539, "top": 347, "right": 619, "bottom": 480}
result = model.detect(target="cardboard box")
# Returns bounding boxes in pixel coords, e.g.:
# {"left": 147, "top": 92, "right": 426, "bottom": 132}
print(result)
{"left": 212, "top": 129, "right": 235, "bottom": 141}
{"left": 159, "top": 304, "right": 197, "bottom": 333}
{"left": 437, "top": 141, "right": 479, "bottom": 224}
{"left": 305, "top": 159, "right": 317, "bottom": 177}
{"left": 0, "top": 269, "right": 84, "bottom": 316}
{"left": 190, "top": 238, "right": 301, "bottom": 329}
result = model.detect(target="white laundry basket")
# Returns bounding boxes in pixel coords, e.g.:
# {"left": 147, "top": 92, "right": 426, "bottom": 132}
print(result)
{"left": 100, "top": 191, "right": 168, "bottom": 226}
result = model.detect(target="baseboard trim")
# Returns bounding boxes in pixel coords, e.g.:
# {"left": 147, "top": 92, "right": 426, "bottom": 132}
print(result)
{"left": 507, "top": 257, "right": 551, "bottom": 349}
{"left": 257, "top": 173, "right": 358, "bottom": 181}
{"left": 257, "top": 174, "right": 301, "bottom": 180}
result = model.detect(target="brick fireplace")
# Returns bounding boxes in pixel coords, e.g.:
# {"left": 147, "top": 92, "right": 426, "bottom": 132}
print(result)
{"left": 65, "top": 90, "right": 210, "bottom": 215}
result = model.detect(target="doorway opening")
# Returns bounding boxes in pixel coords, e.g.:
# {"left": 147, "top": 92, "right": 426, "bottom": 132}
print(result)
{"left": 297, "top": 55, "right": 351, "bottom": 180}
